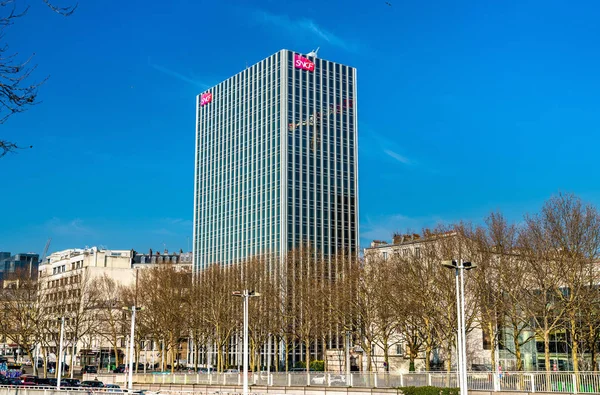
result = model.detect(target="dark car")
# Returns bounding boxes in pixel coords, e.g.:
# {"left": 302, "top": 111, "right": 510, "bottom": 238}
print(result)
{"left": 19, "top": 375, "right": 39, "bottom": 384}
{"left": 42, "top": 378, "right": 70, "bottom": 387}
{"left": 63, "top": 378, "right": 81, "bottom": 387}
{"left": 113, "top": 364, "right": 126, "bottom": 373}
{"left": 81, "top": 380, "right": 105, "bottom": 388}
{"left": 81, "top": 365, "right": 98, "bottom": 374}
{"left": 0, "top": 375, "right": 8, "bottom": 384}
{"left": 7, "top": 378, "right": 24, "bottom": 386}
{"left": 36, "top": 378, "right": 53, "bottom": 386}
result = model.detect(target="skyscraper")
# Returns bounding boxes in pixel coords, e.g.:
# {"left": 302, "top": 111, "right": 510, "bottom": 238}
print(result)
{"left": 193, "top": 49, "right": 358, "bottom": 272}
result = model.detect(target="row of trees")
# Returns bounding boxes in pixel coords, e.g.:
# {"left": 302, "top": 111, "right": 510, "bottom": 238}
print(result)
{"left": 1, "top": 193, "right": 600, "bottom": 375}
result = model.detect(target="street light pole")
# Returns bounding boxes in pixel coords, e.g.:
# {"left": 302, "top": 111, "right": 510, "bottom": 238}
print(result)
{"left": 123, "top": 306, "right": 143, "bottom": 392}
{"left": 128, "top": 307, "right": 136, "bottom": 391}
{"left": 56, "top": 316, "right": 65, "bottom": 390}
{"left": 442, "top": 259, "right": 477, "bottom": 395}
{"left": 460, "top": 265, "right": 468, "bottom": 394}
{"left": 454, "top": 264, "right": 463, "bottom": 393}
{"left": 233, "top": 289, "right": 261, "bottom": 395}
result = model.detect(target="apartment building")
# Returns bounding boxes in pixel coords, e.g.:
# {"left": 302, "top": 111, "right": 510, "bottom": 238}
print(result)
{"left": 37, "top": 247, "right": 191, "bottom": 369}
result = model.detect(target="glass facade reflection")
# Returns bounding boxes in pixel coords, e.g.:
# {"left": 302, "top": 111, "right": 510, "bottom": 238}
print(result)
{"left": 193, "top": 50, "right": 358, "bottom": 271}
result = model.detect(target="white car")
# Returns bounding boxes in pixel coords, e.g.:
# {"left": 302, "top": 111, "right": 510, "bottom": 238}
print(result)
{"left": 310, "top": 374, "right": 347, "bottom": 386}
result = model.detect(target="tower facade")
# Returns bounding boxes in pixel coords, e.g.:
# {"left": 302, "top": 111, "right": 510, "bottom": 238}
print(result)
{"left": 193, "top": 50, "right": 358, "bottom": 272}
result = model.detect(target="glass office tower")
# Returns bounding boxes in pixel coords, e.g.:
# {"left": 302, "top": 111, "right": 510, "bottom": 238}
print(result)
{"left": 193, "top": 50, "right": 358, "bottom": 272}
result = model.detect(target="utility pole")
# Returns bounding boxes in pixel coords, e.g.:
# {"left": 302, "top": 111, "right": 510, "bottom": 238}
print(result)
{"left": 232, "top": 290, "right": 261, "bottom": 395}
{"left": 56, "top": 317, "right": 65, "bottom": 390}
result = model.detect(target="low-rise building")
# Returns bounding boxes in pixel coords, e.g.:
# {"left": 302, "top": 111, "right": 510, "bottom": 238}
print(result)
{"left": 37, "top": 247, "right": 191, "bottom": 370}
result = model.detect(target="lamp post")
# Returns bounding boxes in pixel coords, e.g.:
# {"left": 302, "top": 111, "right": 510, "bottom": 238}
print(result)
{"left": 232, "top": 290, "right": 261, "bottom": 395}
{"left": 442, "top": 259, "right": 477, "bottom": 395}
{"left": 56, "top": 316, "right": 65, "bottom": 390}
{"left": 123, "top": 306, "right": 143, "bottom": 391}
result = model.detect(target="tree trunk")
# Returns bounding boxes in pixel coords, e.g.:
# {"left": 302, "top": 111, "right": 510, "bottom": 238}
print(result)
{"left": 489, "top": 322, "right": 496, "bottom": 372}
{"left": 250, "top": 339, "right": 257, "bottom": 372}
{"left": 544, "top": 330, "right": 551, "bottom": 373}
{"left": 425, "top": 345, "right": 432, "bottom": 372}
{"left": 512, "top": 322, "right": 523, "bottom": 371}
{"left": 274, "top": 338, "right": 279, "bottom": 372}
{"left": 409, "top": 350, "right": 417, "bottom": 372}
{"left": 383, "top": 338, "right": 390, "bottom": 372}
{"left": 113, "top": 342, "right": 120, "bottom": 372}
{"left": 135, "top": 344, "right": 140, "bottom": 373}
{"left": 170, "top": 333, "right": 175, "bottom": 373}
{"left": 570, "top": 317, "right": 579, "bottom": 374}
{"left": 284, "top": 337, "right": 289, "bottom": 372}
{"left": 305, "top": 338, "right": 311, "bottom": 371}
{"left": 570, "top": 316, "right": 580, "bottom": 389}
{"left": 194, "top": 337, "right": 200, "bottom": 372}
{"left": 446, "top": 342, "right": 453, "bottom": 373}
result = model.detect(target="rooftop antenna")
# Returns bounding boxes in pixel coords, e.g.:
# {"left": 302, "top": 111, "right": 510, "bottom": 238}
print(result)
{"left": 306, "top": 47, "right": 320, "bottom": 58}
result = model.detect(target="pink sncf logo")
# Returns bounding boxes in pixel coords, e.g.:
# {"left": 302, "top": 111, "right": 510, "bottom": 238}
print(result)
{"left": 294, "top": 54, "right": 315, "bottom": 72}
{"left": 200, "top": 92, "right": 213, "bottom": 106}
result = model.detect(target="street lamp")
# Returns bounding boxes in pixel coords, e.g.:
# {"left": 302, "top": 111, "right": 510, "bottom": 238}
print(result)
{"left": 56, "top": 317, "right": 65, "bottom": 390}
{"left": 232, "top": 290, "right": 261, "bottom": 395}
{"left": 123, "top": 306, "right": 144, "bottom": 391}
{"left": 442, "top": 259, "right": 477, "bottom": 395}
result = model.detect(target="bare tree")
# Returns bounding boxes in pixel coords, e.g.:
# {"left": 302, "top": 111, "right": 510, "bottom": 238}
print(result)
{"left": 136, "top": 264, "right": 191, "bottom": 373}
{"left": 538, "top": 193, "right": 600, "bottom": 375}
{"left": 0, "top": 268, "right": 43, "bottom": 373}
{"left": 0, "top": 0, "right": 76, "bottom": 157}
{"left": 94, "top": 274, "right": 126, "bottom": 369}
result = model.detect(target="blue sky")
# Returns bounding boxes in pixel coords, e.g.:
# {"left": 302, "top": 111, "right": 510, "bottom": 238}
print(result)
{"left": 2, "top": 0, "right": 600, "bottom": 255}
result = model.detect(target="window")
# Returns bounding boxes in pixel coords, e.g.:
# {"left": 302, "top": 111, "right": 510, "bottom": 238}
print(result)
{"left": 415, "top": 247, "right": 421, "bottom": 258}
{"left": 396, "top": 344, "right": 404, "bottom": 355}
{"left": 382, "top": 251, "right": 388, "bottom": 261}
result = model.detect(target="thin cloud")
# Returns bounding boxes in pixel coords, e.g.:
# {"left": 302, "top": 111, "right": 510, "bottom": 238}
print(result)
{"left": 253, "top": 10, "right": 357, "bottom": 52}
{"left": 383, "top": 149, "right": 411, "bottom": 165}
{"left": 148, "top": 57, "right": 211, "bottom": 89}
{"left": 45, "top": 218, "right": 93, "bottom": 236}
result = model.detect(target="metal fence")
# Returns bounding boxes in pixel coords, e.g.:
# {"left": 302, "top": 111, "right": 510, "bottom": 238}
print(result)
{"left": 82, "top": 371, "right": 600, "bottom": 393}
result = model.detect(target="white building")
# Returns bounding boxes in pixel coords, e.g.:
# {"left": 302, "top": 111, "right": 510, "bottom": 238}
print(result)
{"left": 38, "top": 247, "right": 191, "bottom": 371}
{"left": 363, "top": 233, "right": 491, "bottom": 373}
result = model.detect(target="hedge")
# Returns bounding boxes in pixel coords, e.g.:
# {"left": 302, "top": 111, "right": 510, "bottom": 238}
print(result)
{"left": 399, "top": 386, "right": 460, "bottom": 395}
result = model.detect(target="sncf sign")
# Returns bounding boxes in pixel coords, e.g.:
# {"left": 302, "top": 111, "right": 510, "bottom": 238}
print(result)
{"left": 294, "top": 54, "right": 315, "bottom": 72}
{"left": 200, "top": 92, "right": 213, "bottom": 107}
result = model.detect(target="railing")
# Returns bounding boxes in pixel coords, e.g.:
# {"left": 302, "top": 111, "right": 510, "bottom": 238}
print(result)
{"left": 82, "top": 371, "right": 600, "bottom": 393}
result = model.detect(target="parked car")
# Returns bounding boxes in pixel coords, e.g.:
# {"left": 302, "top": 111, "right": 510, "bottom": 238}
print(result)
{"left": 81, "top": 380, "right": 105, "bottom": 388}
{"left": 19, "top": 375, "right": 39, "bottom": 384}
{"left": 35, "top": 378, "right": 53, "bottom": 386}
{"left": 113, "top": 364, "right": 126, "bottom": 373}
{"left": 105, "top": 384, "right": 122, "bottom": 393}
{"left": 63, "top": 378, "right": 81, "bottom": 387}
{"left": 81, "top": 365, "right": 98, "bottom": 374}
{"left": 6, "top": 378, "right": 22, "bottom": 386}
{"left": 0, "top": 375, "right": 8, "bottom": 384}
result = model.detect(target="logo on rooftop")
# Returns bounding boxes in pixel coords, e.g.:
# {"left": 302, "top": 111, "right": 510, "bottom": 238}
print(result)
{"left": 294, "top": 54, "right": 315, "bottom": 72}
{"left": 200, "top": 92, "right": 213, "bottom": 107}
